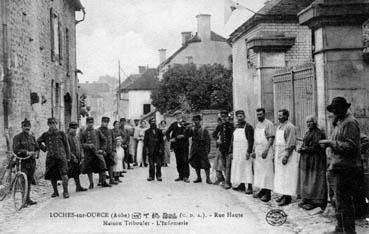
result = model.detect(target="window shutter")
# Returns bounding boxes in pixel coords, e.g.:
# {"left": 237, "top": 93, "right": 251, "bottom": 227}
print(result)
{"left": 50, "top": 8, "right": 55, "bottom": 62}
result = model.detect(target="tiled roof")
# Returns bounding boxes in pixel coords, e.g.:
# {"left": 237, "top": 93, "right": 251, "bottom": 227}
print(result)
{"left": 229, "top": 0, "right": 314, "bottom": 42}
{"left": 158, "top": 30, "right": 227, "bottom": 68}
{"left": 119, "top": 74, "right": 141, "bottom": 90}
{"left": 124, "top": 69, "right": 158, "bottom": 91}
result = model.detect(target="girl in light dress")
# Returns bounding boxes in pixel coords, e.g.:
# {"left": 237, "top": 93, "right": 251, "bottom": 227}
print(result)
{"left": 113, "top": 136, "right": 124, "bottom": 182}
{"left": 136, "top": 120, "right": 147, "bottom": 167}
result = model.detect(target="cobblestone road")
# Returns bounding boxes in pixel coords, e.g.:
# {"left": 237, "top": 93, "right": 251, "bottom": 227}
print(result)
{"left": 0, "top": 155, "right": 368, "bottom": 234}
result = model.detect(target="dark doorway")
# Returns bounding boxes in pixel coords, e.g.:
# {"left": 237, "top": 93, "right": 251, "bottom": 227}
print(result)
{"left": 64, "top": 93, "right": 72, "bottom": 130}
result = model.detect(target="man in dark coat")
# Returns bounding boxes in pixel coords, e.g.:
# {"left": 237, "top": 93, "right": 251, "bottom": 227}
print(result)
{"left": 166, "top": 111, "right": 190, "bottom": 183}
{"left": 97, "top": 117, "right": 118, "bottom": 185}
{"left": 212, "top": 110, "right": 234, "bottom": 188}
{"left": 120, "top": 118, "right": 133, "bottom": 169}
{"left": 67, "top": 122, "right": 87, "bottom": 192}
{"left": 80, "top": 117, "right": 111, "bottom": 189}
{"left": 144, "top": 118, "right": 164, "bottom": 181}
{"left": 13, "top": 118, "right": 40, "bottom": 206}
{"left": 320, "top": 97, "right": 362, "bottom": 234}
{"left": 37, "top": 118, "right": 70, "bottom": 198}
{"left": 188, "top": 115, "right": 212, "bottom": 184}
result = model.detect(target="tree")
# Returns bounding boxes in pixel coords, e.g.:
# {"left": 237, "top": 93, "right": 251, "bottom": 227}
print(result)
{"left": 151, "top": 63, "right": 232, "bottom": 113}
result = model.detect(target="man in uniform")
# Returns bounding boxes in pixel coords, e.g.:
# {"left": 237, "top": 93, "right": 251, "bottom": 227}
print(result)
{"left": 144, "top": 118, "right": 164, "bottom": 181}
{"left": 80, "top": 117, "right": 111, "bottom": 189}
{"left": 188, "top": 115, "right": 212, "bottom": 184}
{"left": 212, "top": 110, "right": 234, "bottom": 188}
{"left": 320, "top": 97, "right": 361, "bottom": 234}
{"left": 67, "top": 122, "right": 87, "bottom": 192}
{"left": 13, "top": 118, "right": 40, "bottom": 206}
{"left": 166, "top": 110, "right": 190, "bottom": 183}
{"left": 251, "top": 108, "right": 275, "bottom": 202}
{"left": 229, "top": 110, "right": 254, "bottom": 194}
{"left": 273, "top": 109, "right": 299, "bottom": 206}
{"left": 97, "top": 117, "right": 117, "bottom": 185}
{"left": 38, "top": 118, "right": 71, "bottom": 198}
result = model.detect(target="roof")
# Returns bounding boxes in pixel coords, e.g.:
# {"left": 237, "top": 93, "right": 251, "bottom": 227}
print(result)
{"left": 229, "top": 0, "right": 314, "bottom": 43}
{"left": 123, "top": 69, "right": 158, "bottom": 91}
{"left": 117, "top": 74, "right": 141, "bottom": 91}
{"left": 158, "top": 31, "right": 228, "bottom": 69}
{"left": 79, "top": 82, "right": 110, "bottom": 95}
{"left": 70, "top": 0, "right": 84, "bottom": 11}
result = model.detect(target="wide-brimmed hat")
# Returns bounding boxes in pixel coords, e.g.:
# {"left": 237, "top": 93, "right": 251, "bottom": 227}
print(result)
{"left": 327, "top": 97, "right": 351, "bottom": 112}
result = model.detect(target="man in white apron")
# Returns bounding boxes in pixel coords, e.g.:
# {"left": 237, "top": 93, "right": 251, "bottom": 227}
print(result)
{"left": 251, "top": 108, "right": 275, "bottom": 202}
{"left": 274, "top": 109, "right": 299, "bottom": 206}
{"left": 229, "top": 110, "right": 254, "bottom": 194}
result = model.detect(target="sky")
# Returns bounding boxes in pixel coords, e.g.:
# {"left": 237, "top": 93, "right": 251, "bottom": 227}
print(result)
{"left": 76, "top": 0, "right": 265, "bottom": 82}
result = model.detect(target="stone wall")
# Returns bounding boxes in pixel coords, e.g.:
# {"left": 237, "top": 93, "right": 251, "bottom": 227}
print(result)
{"left": 0, "top": 0, "right": 79, "bottom": 166}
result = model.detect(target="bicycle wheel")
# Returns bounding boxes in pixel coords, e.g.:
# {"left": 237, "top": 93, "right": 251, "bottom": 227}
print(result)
{"left": 12, "top": 172, "right": 28, "bottom": 210}
{"left": 0, "top": 168, "right": 12, "bottom": 201}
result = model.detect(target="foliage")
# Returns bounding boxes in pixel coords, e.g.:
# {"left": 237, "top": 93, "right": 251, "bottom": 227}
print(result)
{"left": 151, "top": 63, "right": 232, "bottom": 113}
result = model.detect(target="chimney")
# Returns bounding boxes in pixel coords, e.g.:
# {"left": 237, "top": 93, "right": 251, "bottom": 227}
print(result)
{"left": 158, "top": 48, "right": 167, "bottom": 64}
{"left": 181, "top": 32, "right": 192, "bottom": 45}
{"left": 138, "top": 66, "right": 147, "bottom": 74}
{"left": 196, "top": 14, "right": 211, "bottom": 42}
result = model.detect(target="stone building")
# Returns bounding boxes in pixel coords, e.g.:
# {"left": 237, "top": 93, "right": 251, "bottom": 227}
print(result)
{"left": 0, "top": 0, "right": 84, "bottom": 153}
{"left": 229, "top": 0, "right": 314, "bottom": 130}
{"left": 230, "top": 0, "right": 369, "bottom": 138}
{"left": 158, "top": 14, "right": 232, "bottom": 79}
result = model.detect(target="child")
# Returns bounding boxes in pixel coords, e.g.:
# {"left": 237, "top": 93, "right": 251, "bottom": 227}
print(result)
{"left": 113, "top": 137, "right": 124, "bottom": 182}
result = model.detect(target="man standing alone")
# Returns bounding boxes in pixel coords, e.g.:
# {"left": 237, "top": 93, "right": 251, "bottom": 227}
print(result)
{"left": 252, "top": 108, "right": 274, "bottom": 202}
{"left": 166, "top": 111, "right": 190, "bottom": 183}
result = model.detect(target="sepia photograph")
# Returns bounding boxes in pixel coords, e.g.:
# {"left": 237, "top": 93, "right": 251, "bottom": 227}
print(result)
{"left": 0, "top": 0, "right": 369, "bottom": 233}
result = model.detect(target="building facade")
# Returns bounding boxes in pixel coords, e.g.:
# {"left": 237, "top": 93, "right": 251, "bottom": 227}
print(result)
{"left": 158, "top": 14, "right": 232, "bottom": 79}
{"left": 0, "top": 0, "right": 84, "bottom": 153}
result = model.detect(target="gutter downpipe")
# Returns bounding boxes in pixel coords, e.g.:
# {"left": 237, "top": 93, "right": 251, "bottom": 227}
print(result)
{"left": 75, "top": 6, "right": 85, "bottom": 125}
{"left": 1, "top": 0, "right": 10, "bottom": 151}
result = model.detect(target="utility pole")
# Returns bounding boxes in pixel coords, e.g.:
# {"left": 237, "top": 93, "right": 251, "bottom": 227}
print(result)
{"left": 117, "top": 60, "right": 121, "bottom": 119}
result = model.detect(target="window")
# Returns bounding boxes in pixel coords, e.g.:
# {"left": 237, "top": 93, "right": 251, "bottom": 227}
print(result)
{"left": 58, "top": 20, "right": 63, "bottom": 65}
{"left": 186, "top": 56, "right": 193, "bottom": 64}
{"left": 66, "top": 28, "right": 70, "bottom": 76}
{"left": 50, "top": 8, "right": 59, "bottom": 62}
{"left": 143, "top": 104, "right": 151, "bottom": 115}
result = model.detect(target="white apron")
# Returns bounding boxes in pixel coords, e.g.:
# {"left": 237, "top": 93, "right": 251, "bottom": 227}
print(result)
{"left": 231, "top": 126, "right": 253, "bottom": 185}
{"left": 113, "top": 147, "right": 124, "bottom": 172}
{"left": 137, "top": 140, "right": 144, "bottom": 165}
{"left": 253, "top": 127, "right": 274, "bottom": 190}
{"left": 273, "top": 128, "right": 299, "bottom": 196}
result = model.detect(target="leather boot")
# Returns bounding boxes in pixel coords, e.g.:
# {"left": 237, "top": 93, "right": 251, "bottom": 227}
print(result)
{"left": 101, "top": 173, "right": 112, "bottom": 187}
{"left": 205, "top": 169, "right": 212, "bottom": 184}
{"left": 75, "top": 177, "right": 87, "bottom": 192}
{"left": 260, "top": 190, "right": 271, "bottom": 202}
{"left": 51, "top": 180, "right": 59, "bottom": 197}
{"left": 193, "top": 169, "right": 202, "bottom": 183}
{"left": 253, "top": 189, "right": 265, "bottom": 198}
{"left": 62, "top": 176, "right": 69, "bottom": 199}
{"left": 245, "top": 184, "right": 253, "bottom": 195}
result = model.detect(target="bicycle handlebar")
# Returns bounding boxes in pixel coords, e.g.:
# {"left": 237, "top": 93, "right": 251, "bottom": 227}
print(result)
{"left": 11, "top": 152, "right": 34, "bottom": 161}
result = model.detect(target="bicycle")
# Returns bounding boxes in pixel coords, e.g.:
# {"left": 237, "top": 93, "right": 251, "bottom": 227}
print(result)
{"left": 0, "top": 152, "right": 31, "bottom": 210}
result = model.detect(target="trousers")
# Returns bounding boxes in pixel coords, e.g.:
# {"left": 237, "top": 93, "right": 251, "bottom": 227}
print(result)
{"left": 174, "top": 147, "right": 189, "bottom": 179}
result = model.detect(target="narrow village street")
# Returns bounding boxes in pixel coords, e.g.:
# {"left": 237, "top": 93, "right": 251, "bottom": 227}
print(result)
{"left": 0, "top": 155, "right": 367, "bottom": 234}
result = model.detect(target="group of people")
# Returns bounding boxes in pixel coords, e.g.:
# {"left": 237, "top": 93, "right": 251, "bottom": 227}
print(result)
{"left": 11, "top": 96, "right": 364, "bottom": 233}
{"left": 209, "top": 97, "right": 363, "bottom": 234}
